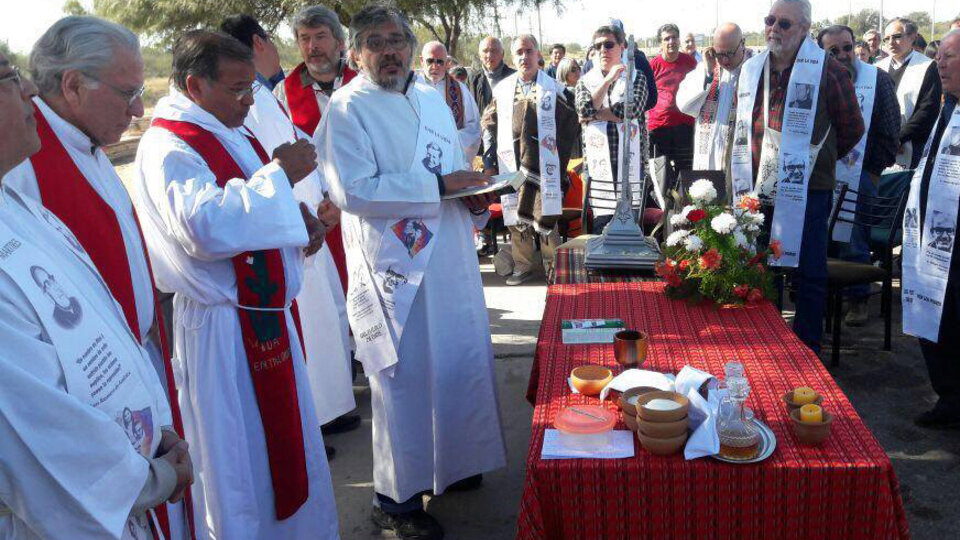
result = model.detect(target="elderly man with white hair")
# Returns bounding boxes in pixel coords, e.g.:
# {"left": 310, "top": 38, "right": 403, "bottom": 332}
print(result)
{"left": 0, "top": 52, "right": 192, "bottom": 540}
{"left": 730, "top": 0, "right": 864, "bottom": 353}
{"left": 315, "top": 5, "right": 505, "bottom": 538}
{"left": 4, "top": 16, "right": 193, "bottom": 537}
{"left": 901, "top": 29, "right": 960, "bottom": 429}
{"left": 677, "top": 22, "right": 748, "bottom": 184}
{"left": 418, "top": 40, "right": 481, "bottom": 159}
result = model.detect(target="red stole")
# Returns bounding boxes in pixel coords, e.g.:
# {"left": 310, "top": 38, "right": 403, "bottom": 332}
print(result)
{"left": 30, "top": 108, "right": 195, "bottom": 539}
{"left": 282, "top": 62, "right": 355, "bottom": 293}
{"left": 151, "top": 118, "right": 309, "bottom": 520}
{"left": 443, "top": 76, "right": 465, "bottom": 129}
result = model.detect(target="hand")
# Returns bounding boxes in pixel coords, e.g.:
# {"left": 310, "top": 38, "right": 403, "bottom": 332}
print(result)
{"left": 595, "top": 107, "right": 620, "bottom": 123}
{"left": 462, "top": 192, "right": 498, "bottom": 213}
{"left": 158, "top": 440, "right": 193, "bottom": 504}
{"left": 704, "top": 47, "right": 718, "bottom": 74}
{"left": 300, "top": 202, "right": 327, "bottom": 257}
{"left": 318, "top": 198, "right": 340, "bottom": 227}
{"left": 157, "top": 428, "right": 181, "bottom": 456}
{"left": 272, "top": 139, "right": 317, "bottom": 186}
{"left": 482, "top": 168, "right": 497, "bottom": 178}
{"left": 603, "top": 64, "right": 625, "bottom": 85}
{"left": 441, "top": 170, "right": 490, "bottom": 193}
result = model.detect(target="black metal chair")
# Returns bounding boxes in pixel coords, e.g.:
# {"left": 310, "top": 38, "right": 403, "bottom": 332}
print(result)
{"left": 824, "top": 183, "right": 908, "bottom": 366}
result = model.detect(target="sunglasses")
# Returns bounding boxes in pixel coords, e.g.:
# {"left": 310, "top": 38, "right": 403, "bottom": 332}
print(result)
{"left": 883, "top": 33, "right": 904, "bottom": 42}
{"left": 593, "top": 41, "right": 617, "bottom": 51}
{"left": 827, "top": 44, "right": 854, "bottom": 56}
{"left": 424, "top": 58, "right": 445, "bottom": 65}
{"left": 364, "top": 34, "right": 407, "bottom": 53}
{"left": 764, "top": 15, "right": 793, "bottom": 31}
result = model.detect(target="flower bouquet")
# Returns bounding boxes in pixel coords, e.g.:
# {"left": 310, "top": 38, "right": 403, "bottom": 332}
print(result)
{"left": 655, "top": 180, "right": 780, "bottom": 306}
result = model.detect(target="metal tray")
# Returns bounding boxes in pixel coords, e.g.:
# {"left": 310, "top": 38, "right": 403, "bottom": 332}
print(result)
{"left": 710, "top": 419, "right": 777, "bottom": 464}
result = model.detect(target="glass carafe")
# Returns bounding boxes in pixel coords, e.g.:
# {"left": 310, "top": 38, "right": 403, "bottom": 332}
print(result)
{"left": 716, "top": 371, "right": 759, "bottom": 460}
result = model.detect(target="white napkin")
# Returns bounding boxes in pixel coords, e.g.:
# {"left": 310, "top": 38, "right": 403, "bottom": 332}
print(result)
{"left": 598, "top": 369, "right": 675, "bottom": 401}
{"left": 683, "top": 385, "right": 721, "bottom": 460}
{"left": 675, "top": 365, "right": 719, "bottom": 398}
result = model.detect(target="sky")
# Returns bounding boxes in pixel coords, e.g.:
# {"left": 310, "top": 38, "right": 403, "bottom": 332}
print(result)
{"left": 1, "top": 0, "right": 953, "bottom": 54}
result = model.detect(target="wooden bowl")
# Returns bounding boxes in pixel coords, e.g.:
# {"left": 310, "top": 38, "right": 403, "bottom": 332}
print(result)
{"left": 570, "top": 365, "right": 614, "bottom": 396}
{"left": 637, "top": 415, "right": 689, "bottom": 439}
{"left": 618, "top": 386, "right": 660, "bottom": 415}
{"left": 789, "top": 408, "right": 834, "bottom": 445}
{"left": 782, "top": 391, "right": 823, "bottom": 412}
{"left": 614, "top": 330, "right": 649, "bottom": 366}
{"left": 636, "top": 430, "right": 688, "bottom": 456}
{"left": 636, "top": 391, "right": 690, "bottom": 422}
{"left": 621, "top": 410, "right": 639, "bottom": 432}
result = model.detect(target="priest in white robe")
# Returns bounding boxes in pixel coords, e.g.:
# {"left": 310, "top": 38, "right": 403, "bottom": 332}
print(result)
{"left": 4, "top": 18, "right": 193, "bottom": 536}
{"left": 0, "top": 53, "right": 192, "bottom": 540}
{"left": 314, "top": 6, "right": 505, "bottom": 540}
{"left": 223, "top": 13, "right": 357, "bottom": 455}
{"left": 131, "top": 30, "right": 339, "bottom": 539}
{"left": 417, "top": 41, "right": 482, "bottom": 160}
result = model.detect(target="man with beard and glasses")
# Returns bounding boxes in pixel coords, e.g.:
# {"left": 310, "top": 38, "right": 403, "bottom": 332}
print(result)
{"left": 730, "top": 0, "right": 864, "bottom": 354}
{"left": 481, "top": 34, "right": 580, "bottom": 285}
{"left": 677, "top": 22, "right": 749, "bottom": 188}
{"left": 417, "top": 40, "right": 481, "bottom": 159}
{"left": 221, "top": 12, "right": 359, "bottom": 463}
{"left": 314, "top": 5, "right": 506, "bottom": 539}
{"left": 876, "top": 17, "right": 942, "bottom": 170}
{"left": 648, "top": 23, "right": 698, "bottom": 174}
{"left": 818, "top": 25, "right": 900, "bottom": 327}
{"left": 276, "top": 5, "right": 356, "bottom": 299}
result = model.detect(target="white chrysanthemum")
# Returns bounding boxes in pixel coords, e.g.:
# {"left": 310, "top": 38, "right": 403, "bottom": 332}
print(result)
{"left": 666, "top": 229, "right": 690, "bottom": 247}
{"left": 681, "top": 205, "right": 697, "bottom": 218}
{"left": 711, "top": 213, "right": 738, "bottom": 235}
{"left": 670, "top": 214, "right": 687, "bottom": 226}
{"left": 733, "top": 230, "right": 749, "bottom": 249}
{"left": 684, "top": 234, "right": 704, "bottom": 252}
{"left": 750, "top": 212, "right": 765, "bottom": 225}
{"left": 688, "top": 179, "right": 718, "bottom": 204}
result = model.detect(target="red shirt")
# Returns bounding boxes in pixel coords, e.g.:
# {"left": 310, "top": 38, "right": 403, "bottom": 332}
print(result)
{"left": 647, "top": 52, "right": 697, "bottom": 131}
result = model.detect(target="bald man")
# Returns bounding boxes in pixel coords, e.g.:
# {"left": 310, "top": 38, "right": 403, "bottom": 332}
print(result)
{"left": 418, "top": 41, "right": 481, "bottom": 159}
{"left": 469, "top": 36, "right": 516, "bottom": 138}
{"left": 677, "top": 22, "right": 748, "bottom": 184}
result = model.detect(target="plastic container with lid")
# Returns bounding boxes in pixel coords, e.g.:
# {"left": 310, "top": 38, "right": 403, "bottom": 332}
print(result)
{"left": 554, "top": 404, "right": 617, "bottom": 451}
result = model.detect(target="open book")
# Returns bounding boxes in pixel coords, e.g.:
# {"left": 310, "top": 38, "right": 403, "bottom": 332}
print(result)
{"left": 441, "top": 170, "right": 526, "bottom": 200}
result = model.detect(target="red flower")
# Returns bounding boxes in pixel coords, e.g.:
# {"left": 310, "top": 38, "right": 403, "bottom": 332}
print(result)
{"left": 687, "top": 209, "right": 707, "bottom": 223}
{"left": 747, "top": 252, "right": 764, "bottom": 266}
{"left": 678, "top": 259, "right": 690, "bottom": 271}
{"left": 737, "top": 195, "right": 761, "bottom": 213}
{"left": 747, "top": 288, "right": 764, "bottom": 304}
{"left": 699, "top": 248, "right": 722, "bottom": 270}
{"left": 769, "top": 240, "right": 783, "bottom": 260}
{"left": 733, "top": 284, "right": 750, "bottom": 298}
{"left": 755, "top": 263, "right": 766, "bottom": 274}
{"left": 665, "top": 273, "right": 683, "bottom": 287}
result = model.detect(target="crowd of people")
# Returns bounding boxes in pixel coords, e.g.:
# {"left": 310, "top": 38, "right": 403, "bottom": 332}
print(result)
{"left": 0, "top": 1, "right": 958, "bottom": 539}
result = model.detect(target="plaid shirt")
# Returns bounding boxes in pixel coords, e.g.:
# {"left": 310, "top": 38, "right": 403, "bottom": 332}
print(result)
{"left": 750, "top": 56, "right": 863, "bottom": 181}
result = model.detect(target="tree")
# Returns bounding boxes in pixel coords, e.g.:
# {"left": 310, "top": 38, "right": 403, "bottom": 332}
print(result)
{"left": 62, "top": 0, "right": 90, "bottom": 16}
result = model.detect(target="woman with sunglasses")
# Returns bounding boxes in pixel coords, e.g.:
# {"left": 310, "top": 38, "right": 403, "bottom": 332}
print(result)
{"left": 875, "top": 17, "right": 943, "bottom": 171}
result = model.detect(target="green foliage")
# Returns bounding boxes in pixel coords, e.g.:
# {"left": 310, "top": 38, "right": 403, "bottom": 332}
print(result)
{"left": 62, "top": 0, "right": 90, "bottom": 16}
{"left": 0, "top": 42, "right": 26, "bottom": 70}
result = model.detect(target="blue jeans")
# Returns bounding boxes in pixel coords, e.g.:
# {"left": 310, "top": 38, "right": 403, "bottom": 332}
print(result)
{"left": 835, "top": 170, "right": 877, "bottom": 299}
{"left": 792, "top": 190, "right": 830, "bottom": 354}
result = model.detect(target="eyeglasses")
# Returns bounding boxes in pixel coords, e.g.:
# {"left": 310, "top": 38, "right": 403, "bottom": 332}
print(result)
{"left": 229, "top": 81, "right": 262, "bottom": 102}
{"left": 883, "top": 33, "right": 904, "bottom": 42}
{"left": 424, "top": 58, "right": 445, "bottom": 65}
{"left": 364, "top": 34, "right": 407, "bottom": 53}
{"left": 0, "top": 66, "right": 23, "bottom": 89}
{"left": 827, "top": 44, "right": 854, "bottom": 56}
{"left": 715, "top": 40, "right": 745, "bottom": 61}
{"left": 83, "top": 71, "right": 144, "bottom": 107}
{"left": 593, "top": 41, "right": 617, "bottom": 51}
{"left": 764, "top": 15, "right": 793, "bottom": 31}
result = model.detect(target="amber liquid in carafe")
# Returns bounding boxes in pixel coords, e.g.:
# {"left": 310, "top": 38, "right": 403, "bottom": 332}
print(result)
{"left": 718, "top": 441, "right": 760, "bottom": 461}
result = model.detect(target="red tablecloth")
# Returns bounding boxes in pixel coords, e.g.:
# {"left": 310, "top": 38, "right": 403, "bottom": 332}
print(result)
{"left": 553, "top": 245, "right": 655, "bottom": 285}
{"left": 518, "top": 282, "right": 909, "bottom": 540}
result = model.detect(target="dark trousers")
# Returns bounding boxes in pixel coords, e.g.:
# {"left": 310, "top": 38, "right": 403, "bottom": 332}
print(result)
{"left": 791, "top": 190, "right": 830, "bottom": 353}
{"left": 377, "top": 491, "right": 425, "bottom": 514}
{"left": 649, "top": 124, "right": 694, "bottom": 173}
{"left": 918, "top": 279, "right": 960, "bottom": 412}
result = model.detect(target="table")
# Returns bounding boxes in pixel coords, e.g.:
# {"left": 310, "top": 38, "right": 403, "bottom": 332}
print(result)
{"left": 518, "top": 282, "right": 909, "bottom": 539}
{"left": 553, "top": 238, "right": 656, "bottom": 285}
